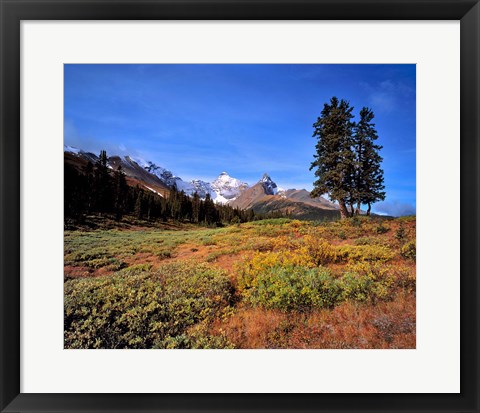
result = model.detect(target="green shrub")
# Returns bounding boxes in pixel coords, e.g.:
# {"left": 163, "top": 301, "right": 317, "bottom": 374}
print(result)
{"left": 337, "top": 273, "right": 374, "bottom": 302}
{"left": 395, "top": 223, "right": 407, "bottom": 243}
{"left": 64, "top": 262, "right": 233, "bottom": 349}
{"left": 240, "top": 265, "right": 341, "bottom": 312}
{"left": 84, "top": 257, "right": 126, "bottom": 270}
{"left": 401, "top": 240, "right": 416, "bottom": 261}
{"left": 239, "top": 260, "right": 399, "bottom": 311}
{"left": 351, "top": 216, "right": 363, "bottom": 227}
{"left": 117, "top": 263, "right": 152, "bottom": 276}
{"left": 375, "top": 223, "right": 390, "bottom": 234}
{"left": 338, "top": 230, "right": 347, "bottom": 240}
{"left": 343, "top": 262, "right": 396, "bottom": 301}
{"left": 354, "top": 237, "right": 380, "bottom": 246}
{"left": 156, "top": 250, "right": 172, "bottom": 259}
{"left": 201, "top": 236, "right": 217, "bottom": 246}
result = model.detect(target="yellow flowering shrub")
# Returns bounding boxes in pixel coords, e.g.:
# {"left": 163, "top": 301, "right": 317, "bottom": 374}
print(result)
{"left": 237, "top": 250, "right": 314, "bottom": 291}
{"left": 345, "top": 262, "right": 396, "bottom": 300}
{"left": 335, "top": 244, "right": 394, "bottom": 263}
{"left": 302, "top": 234, "right": 338, "bottom": 265}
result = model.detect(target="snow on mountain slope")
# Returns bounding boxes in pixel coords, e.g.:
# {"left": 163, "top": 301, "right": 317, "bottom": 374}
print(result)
{"left": 108, "top": 156, "right": 171, "bottom": 193}
{"left": 65, "top": 146, "right": 293, "bottom": 207}
{"left": 190, "top": 180, "right": 215, "bottom": 199}
{"left": 143, "top": 161, "right": 181, "bottom": 187}
{"left": 142, "top": 161, "right": 209, "bottom": 197}
{"left": 64, "top": 147, "right": 171, "bottom": 197}
{"left": 64, "top": 145, "right": 81, "bottom": 155}
{"left": 142, "top": 164, "right": 249, "bottom": 204}
{"left": 211, "top": 172, "right": 249, "bottom": 201}
{"left": 64, "top": 145, "right": 99, "bottom": 163}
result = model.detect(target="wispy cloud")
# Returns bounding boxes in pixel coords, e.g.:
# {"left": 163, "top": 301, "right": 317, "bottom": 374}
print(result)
{"left": 360, "top": 79, "right": 415, "bottom": 113}
{"left": 64, "top": 118, "right": 138, "bottom": 158}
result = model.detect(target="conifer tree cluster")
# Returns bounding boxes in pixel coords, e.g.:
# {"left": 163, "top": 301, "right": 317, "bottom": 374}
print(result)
{"left": 310, "top": 97, "right": 385, "bottom": 218}
{"left": 65, "top": 151, "right": 272, "bottom": 226}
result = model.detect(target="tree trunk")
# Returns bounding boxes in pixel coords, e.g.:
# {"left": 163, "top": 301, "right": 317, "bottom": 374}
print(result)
{"left": 339, "top": 201, "right": 349, "bottom": 219}
{"left": 355, "top": 202, "right": 361, "bottom": 216}
{"left": 367, "top": 203, "right": 371, "bottom": 216}
{"left": 350, "top": 203, "right": 355, "bottom": 217}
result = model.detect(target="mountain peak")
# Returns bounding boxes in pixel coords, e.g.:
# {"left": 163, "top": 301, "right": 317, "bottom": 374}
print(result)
{"left": 211, "top": 172, "right": 249, "bottom": 201}
{"left": 259, "top": 173, "right": 278, "bottom": 195}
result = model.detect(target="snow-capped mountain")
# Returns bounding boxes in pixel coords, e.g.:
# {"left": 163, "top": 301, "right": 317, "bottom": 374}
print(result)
{"left": 142, "top": 161, "right": 215, "bottom": 198}
{"left": 230, "top": 173, "right": 282, "bottom": 210}
{"left": 143, "top": 161, "right": 179, "bottom": 187}
{"left": 64, "top": 145, "right": 341, "bottom": 219}
{"left": 142, "top": 160, "right": 201, "bottom": 195}
{"left": 64, "top": 146, "right": 250, "bottom": 204}
{"left": 141, "top": 162, "right": 248, "bottom": 203}
{"left": 211, "top": 172, "right": 249, "bottom": 203}
{"left": 190, "top": 180, "right": 215, "bottom": 199}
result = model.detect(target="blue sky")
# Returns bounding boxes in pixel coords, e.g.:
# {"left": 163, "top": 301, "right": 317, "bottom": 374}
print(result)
{"left": 64, "top": 64, "right": 416, "bottom": 216}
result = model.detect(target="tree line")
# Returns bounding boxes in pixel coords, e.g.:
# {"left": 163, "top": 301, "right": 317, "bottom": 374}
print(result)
{"left": 310, "top": 97, "right": 386, "bottom": 219}
{"left": 65, "top": 150, "right": 282, "bottom": 226}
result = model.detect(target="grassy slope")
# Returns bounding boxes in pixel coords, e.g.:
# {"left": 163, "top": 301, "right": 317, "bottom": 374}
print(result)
{"left": 64, "top": 216, "right": 416, "bottom": 349}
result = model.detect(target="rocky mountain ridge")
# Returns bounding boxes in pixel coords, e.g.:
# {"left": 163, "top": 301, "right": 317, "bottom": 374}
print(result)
{"left": 64, "top": 145, "right": 339, "bottom": 219}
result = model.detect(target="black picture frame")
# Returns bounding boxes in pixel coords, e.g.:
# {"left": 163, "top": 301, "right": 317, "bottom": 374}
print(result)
{"left": 1, "top": 1, "right": 479, "bottom": 412}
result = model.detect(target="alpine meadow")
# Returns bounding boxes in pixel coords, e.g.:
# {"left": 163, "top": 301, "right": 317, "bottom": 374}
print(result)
{"left": 64, "top": 64, "right": 416, "bottom": 349}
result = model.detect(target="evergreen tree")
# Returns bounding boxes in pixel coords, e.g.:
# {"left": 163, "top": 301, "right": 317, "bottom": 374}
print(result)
{"left": 65, "top": 150, "right": 263, "bottom": 226}
{"left": 113, "top": 165, "right": 128, "bottom": 221}
{"left": 179, "top": 191, "right": 192, "bottom": 222}
{"left": 146, "top": 194, "right": 154, "bottom": 220}
{"left": 310, "top": 97, "right": 356, "bottom": 219}
{"left": 134, "top": 191, "right": 144, "bottom": 219}
{"left": 354, "top": 107, "right": 386, "bottom": 215}
{"left": 64, "top": 163, "right": 87, "bottom": 222}
{"left": 94, "top": 150, "right": 113, "bottom": 213}
{"left": 203, "top": 193, "right": 217, "bottom": 225}
{"left": 84, "top": 161, "right": 95, "bottom": 213}
{"left": 160, "top": 198, "right": 168, "bottom": 222}
{"left": 169, "top": 185, "right": 181, "bottom": 220}
{"left": 192, "top": 192, "right": 201, "bottom": 223}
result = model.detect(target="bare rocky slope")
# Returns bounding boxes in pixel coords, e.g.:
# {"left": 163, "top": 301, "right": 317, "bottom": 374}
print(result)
{"left": 230, "top": 174, "right": 340, "bottom": 220}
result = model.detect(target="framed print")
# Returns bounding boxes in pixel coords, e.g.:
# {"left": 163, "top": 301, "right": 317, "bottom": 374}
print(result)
{"left": 1, "top": 0, "right": 479, "bottom": 412}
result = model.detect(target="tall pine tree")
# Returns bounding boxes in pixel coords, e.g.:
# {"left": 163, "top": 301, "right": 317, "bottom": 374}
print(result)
{"left": 113, "top": 165, "right": 128, "bottom": 221}
{"left": 311, "top": 99, "right": 386, "bottom": 218}
{"left": 192, "top": 192, "right": 201, "bottom": 223}
{"left": 353, "top": 107, "right": 385, "bottom": 215}
{"left": 94, "top": 150, "right": 113, "bottom": 214}
{"left": 310, "top": 97, "right": 356, "bottom": 219}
